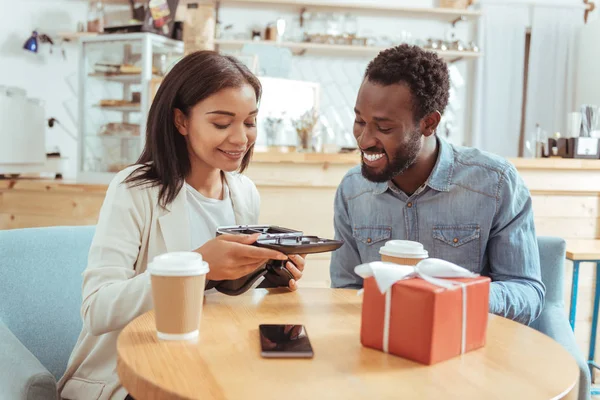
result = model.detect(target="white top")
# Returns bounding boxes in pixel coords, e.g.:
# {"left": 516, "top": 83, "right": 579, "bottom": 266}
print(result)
{"left": 186, "top": 181, "right": 236, "bottom": 251}
{"left": 57, "top": 165, "right": 261, "bottom": 400}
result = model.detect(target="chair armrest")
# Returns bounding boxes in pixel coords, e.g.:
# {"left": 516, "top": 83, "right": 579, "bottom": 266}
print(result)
{"left": 0, "top": 321, "right": 58, "bottom": 400}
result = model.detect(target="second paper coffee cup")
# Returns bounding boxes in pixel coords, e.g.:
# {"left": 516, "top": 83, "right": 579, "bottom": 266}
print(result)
{"left": 379, "top": 240, "right": 428, "bottom": 266}
{"left": 148, "top": 251, "right": 209, "bottom": 341}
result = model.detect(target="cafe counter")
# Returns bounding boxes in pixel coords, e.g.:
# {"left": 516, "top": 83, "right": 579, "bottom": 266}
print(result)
{"left": 2, "top": 155, "right": 599, "bottom": 227}
{"left": 2, "top": 154, "right": 600, "bottom": 236}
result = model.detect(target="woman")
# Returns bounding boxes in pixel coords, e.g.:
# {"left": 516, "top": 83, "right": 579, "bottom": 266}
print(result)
{"left": 58, "top": 51, "right": 305, "bottom": 400}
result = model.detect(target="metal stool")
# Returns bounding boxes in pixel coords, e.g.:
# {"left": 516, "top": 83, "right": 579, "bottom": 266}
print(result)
{"left": 566, "top": 240, "right": 600, "bottom": 395}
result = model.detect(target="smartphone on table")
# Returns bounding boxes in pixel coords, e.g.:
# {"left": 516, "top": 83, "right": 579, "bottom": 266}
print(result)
{"left": 259, "top": 324, "right": 314, "bottom": 358}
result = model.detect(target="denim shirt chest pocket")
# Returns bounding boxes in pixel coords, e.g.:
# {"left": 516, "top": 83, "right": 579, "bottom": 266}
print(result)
{"left": 432, "top": 224, "right": 481, "bottom": 272}
{"left": 353, "top": 225, "right": 392, "bottom": 262}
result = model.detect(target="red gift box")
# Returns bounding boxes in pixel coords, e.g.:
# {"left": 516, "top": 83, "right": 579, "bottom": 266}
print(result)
{"left": 356, "top": 260, "right": 491, "bottom": 365}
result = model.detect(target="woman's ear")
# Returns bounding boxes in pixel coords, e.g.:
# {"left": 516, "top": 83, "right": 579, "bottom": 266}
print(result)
{"left": 173, "top": 108, "right": 188, "bottom": 136}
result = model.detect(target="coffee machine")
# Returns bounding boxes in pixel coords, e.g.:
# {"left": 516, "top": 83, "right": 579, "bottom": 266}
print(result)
{"left": 0, "top": 86, "right": 65, "bottom": 178}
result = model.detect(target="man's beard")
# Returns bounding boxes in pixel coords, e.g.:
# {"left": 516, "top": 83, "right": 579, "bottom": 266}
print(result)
{"left": 361, "top": 131, "right": 422, "bottom": 183}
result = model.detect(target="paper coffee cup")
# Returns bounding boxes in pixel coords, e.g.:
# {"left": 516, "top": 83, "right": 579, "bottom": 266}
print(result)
{"left": 379, "top": 240, "right": 428, "bottom": 266}
{"left": 148, "top": 252, "right": 209, "bottom": 341}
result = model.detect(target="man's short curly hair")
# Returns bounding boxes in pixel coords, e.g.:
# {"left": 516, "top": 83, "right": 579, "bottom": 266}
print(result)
{"left": 364, "top": 44, "right": 450, "bottom": 122}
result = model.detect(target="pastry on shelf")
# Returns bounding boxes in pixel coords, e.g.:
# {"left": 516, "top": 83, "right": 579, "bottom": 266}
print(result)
{"left": 98, "top": 99, "right": 140, "bottom": 108}
{"left": 99, "top": 122, "right": 140, "bottom": 136}
{"left": 94, "top": 63, "right": 159, "bottom": 75}
{"left": 99, "top": 99, "right": 127, "bottom": 107}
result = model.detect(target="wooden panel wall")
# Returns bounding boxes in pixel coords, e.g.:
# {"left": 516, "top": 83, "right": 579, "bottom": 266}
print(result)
{"left": 0, "top": 180, "right": 106, "bottom": 229}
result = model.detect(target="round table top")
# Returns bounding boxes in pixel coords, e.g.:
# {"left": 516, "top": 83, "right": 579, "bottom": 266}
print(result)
{"left": 117, "top": 288, "right": 579, "bottom": 400}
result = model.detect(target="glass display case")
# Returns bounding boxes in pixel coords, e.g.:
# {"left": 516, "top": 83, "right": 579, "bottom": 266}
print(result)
{"left": 77, "top": 33, "right": 183, "bottom": 182}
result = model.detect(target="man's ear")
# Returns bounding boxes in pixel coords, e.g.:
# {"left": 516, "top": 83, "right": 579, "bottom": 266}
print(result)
{"left": 419, "top": 111, "right": 442, "bottom": 137}
{"left": 173, "top": 108, "right": 188, "bottom": 136}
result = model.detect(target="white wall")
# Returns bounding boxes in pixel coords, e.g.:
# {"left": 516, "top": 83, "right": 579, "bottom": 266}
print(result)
{"left": 0, "top": 0, "right": 130, "bottom": 179}
{"left": 0, "top": 0, "right": 478, "bottom": 179}
{"left": 0, "top": 0, "right": 89, "bottom": 179}
{"left": 576, "top": 17, "right": 600, "bottom": 110}
{"left": 475, "top": 0, "right": 593, "bottom": 157}
{"left": 218, "top": 0, "right": 476, "bottom": 149}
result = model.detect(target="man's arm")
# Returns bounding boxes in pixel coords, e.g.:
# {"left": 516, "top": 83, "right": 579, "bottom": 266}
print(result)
{"left": 330, "top": 182, "right": 363, "bottom": 288}
{"left": 487, "top": 164, "right": 545, "bottom": 325}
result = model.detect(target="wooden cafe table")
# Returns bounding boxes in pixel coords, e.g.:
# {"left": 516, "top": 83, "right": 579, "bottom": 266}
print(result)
{"left": 117, "top": 288, "right": 579, "bottom": 400}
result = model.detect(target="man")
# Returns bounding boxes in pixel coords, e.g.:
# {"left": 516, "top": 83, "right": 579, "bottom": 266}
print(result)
{"left": 330, "top": 44, "right": 544, "bottom": 325}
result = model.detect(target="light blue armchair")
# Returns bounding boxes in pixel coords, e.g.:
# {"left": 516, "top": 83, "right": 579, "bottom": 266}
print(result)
{"left": 531, "top": 236, "right": 591, "bottom": 400}
{"left": 0, "top": 226, "right": 95, "bottom": 400}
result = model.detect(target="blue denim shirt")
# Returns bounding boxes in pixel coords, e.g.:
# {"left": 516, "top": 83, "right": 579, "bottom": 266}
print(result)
{"left": 330, "top": 136, "right": 545, "bottom": 325}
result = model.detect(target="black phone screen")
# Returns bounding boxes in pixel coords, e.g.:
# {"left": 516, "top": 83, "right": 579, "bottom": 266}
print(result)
{"left": 259, "top": 324, "right": 314, "bottom": 358}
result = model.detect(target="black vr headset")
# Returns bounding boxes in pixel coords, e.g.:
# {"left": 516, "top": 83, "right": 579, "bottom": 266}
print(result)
{"left": 205, "top": 225, "right": 343, "bottom": 296}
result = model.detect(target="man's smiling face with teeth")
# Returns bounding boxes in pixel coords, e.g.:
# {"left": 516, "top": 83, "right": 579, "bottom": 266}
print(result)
{"left": 353, "top": 79, "right": 422, "bottom": 183}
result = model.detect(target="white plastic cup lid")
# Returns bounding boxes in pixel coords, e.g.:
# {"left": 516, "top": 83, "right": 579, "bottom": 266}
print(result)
{"left": 379, "top": 240, "right": 428, "bottom": 258}
{"left": 148, "top": 252, "right": 209, "bottom": 276}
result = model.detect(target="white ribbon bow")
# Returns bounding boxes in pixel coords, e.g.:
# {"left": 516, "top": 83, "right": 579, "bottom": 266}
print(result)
{"left": 354, "top": 258, "right": 479, "bottom": 355}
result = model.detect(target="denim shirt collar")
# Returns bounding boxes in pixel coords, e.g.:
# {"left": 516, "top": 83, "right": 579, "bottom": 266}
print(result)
{"left": 427, "top": 136, "right": 454, "bottom": 192}
{"left": 372, "top": 135, "right": 454, "bottom": 195}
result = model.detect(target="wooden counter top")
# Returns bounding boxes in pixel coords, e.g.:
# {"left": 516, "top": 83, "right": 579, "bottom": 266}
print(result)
{"left": 509, "top": 157, "right": 600, "bottom": 170}
{"left": 3, "top": 156, "right": 600, "bottom": 192}
{"left": 251, "top": 151, "right": 360, "bottom": 164}
{"left": 0, "top": 178, "right": 108, "bottom": 192}
{"left": 252, "top": 151, "right": 600, "bottom": 170}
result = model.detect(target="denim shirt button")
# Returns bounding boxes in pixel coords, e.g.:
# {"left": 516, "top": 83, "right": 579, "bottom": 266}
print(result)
{"left": 407, "top": 202, "right": 413, "bottom": 208}
{"left": 367, "top": 238, "right": 372, "bottom": 243}
{"left": 453, "top": 237, "right": 459, "bottom": 243}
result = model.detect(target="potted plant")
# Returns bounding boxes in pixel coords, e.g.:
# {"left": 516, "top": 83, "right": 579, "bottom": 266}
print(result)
{"left": 292, "top": 107, "right": 319, "bottom": 152}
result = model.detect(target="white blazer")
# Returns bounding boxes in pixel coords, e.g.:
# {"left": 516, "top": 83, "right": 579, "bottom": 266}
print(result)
{"left": 58, "top": 165, "right": 260, "bottom": 400}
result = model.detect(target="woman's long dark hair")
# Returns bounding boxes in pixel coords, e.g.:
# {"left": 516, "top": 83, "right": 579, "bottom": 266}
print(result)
{"left": 125, "top": 51, "right": 262, "bottom": 208}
